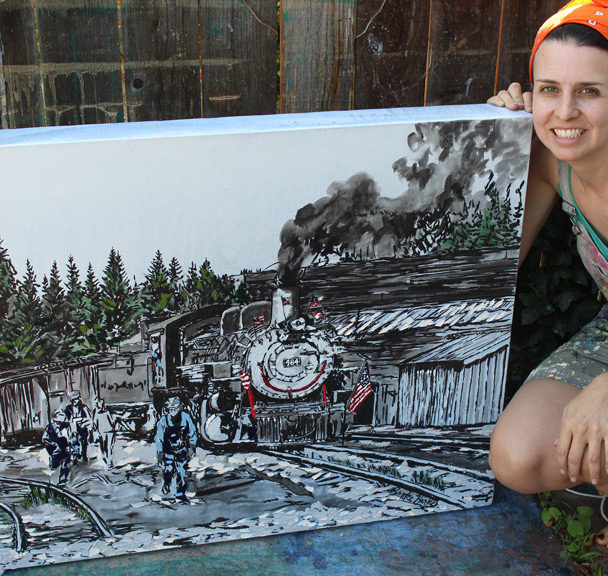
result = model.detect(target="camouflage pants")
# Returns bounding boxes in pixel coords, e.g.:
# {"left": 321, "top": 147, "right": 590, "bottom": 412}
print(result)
{"left": 525, "top": 304, "right": 608, "bottom": 389}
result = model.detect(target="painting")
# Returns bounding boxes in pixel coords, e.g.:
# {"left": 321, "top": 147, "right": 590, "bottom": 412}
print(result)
{"left": 0, "top": 104, "right": 532, "bottom": 570}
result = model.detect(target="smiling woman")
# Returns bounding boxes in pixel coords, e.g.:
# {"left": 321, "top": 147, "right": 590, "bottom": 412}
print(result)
{"left": 533, "top": 39, "right": 608, "bottom": 168}
{"left": 487, "top": 0, "right": 608, "bottom": 548}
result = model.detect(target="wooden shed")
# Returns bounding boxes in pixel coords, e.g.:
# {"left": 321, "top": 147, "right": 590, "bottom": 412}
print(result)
{"left": 397, "top": 331, "right": 510, "bottom": 427}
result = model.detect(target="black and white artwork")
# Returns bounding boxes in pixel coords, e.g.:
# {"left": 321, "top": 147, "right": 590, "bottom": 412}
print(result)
{"left": 0, "top": 105, "right": 532, "bottom": 570}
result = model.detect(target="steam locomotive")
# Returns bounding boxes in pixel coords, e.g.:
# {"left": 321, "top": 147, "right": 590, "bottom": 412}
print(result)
{"left": 140, "top": 287, "right": 365, "bottom": 446}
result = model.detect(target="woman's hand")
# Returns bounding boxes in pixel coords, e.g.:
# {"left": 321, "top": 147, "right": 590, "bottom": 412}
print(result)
{"left": 556, "top": 373, "right": 608, "bottom": 486}
{"left": 487, "top": 82, "right": 533, "bottom": 113}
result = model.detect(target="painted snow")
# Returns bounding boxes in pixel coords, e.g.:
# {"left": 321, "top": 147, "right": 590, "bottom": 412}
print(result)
{"left": 0, "top": 105, "right": 532, "bottom": 571}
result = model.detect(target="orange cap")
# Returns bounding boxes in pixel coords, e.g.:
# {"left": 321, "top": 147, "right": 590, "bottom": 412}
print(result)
{"left": 530, "top": 0, "right": 608, "bottom": 82}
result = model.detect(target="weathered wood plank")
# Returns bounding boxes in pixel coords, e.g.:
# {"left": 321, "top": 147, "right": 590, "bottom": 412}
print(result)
{"left": 425, "top": 0, "right": 503, "bottom": 106}
{"left": 496, "top": 0, "right": 565, "bottom": 93}
{"left": 121, "top": 0, "right": 201, "bottom": 121}
{"left": 280, "top": 0, "right": 356, "bottom": 113}
{"left": 0, "top": 0, "right": 44, "bottom": 128}
{"left": 200, "top": 0, "right": 277, "bottom": 117}
{"left": 34, "top": 0, "right": 122, "bottom": 125}
{"left": 354, "top": 0, "right": 430, "bottom": 109}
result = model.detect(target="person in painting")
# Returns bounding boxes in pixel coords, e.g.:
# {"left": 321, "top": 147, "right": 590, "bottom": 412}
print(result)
{"left": 64, "top": 390, "right": 92, "bottom": 462}
{"left": 487, "top": 0, "right": 608, "bottom": 545}
{"left": 93, "top": 398, "right": 115, "bottom": 466}
{"left": 155, "top": 395, "right": 197, "bottom": 502}
{"left": 142, "top": 402, "right": 157, "bottom": 440}
{"left": 150, "top": 336, "right": 164, "bottom": 384}
{"left": 42, "top": 409, "right": 72, "bottom": 486}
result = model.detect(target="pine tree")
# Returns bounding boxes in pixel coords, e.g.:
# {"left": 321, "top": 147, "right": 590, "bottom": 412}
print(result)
{"left": 13, "top": 260, "right": 42, "bottom": 330}
{"left": 0, "top": 238, "right": 16, "bottom": 320}
{"left": 184, "top": 262, "right": 201, "bottom": 311}
{"left": 141, "top": 250, "right": 172, "bottom": 318}
{"left": 82, "top": 263, "right": 106, "bottom": 351}
{"left": 40, "top": 261, "right": 69, "bottom": 361}
{"left": 0, "top": 239, "right": 17, "bottom": 364}
{"left": 64, "top": 256, "right": 88, "bottom": 354}
{"left": 101, "top": 248, "right": 140, "bottom": 347}
{"left": 234, "top": 280, "right": 249, "bottom": 304}
{"left": 2, "top": 261, "right": 44, "bottom": 365}
{"left": 198, "top": 259, "right": 221, "bottom": 305}
{"left": 168, "top": 256, "right": 184, "bottom": 313}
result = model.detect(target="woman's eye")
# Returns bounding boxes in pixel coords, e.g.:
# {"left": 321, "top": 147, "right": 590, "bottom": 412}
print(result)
{"left": 538, "top": 85, "right": 557, "bottom": 93}
{"left": 581, "top": 87, "right": 599, "bottom": 96}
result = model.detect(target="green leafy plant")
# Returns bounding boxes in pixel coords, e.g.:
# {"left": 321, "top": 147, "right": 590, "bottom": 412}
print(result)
{"left": 507, "top": 205, "right": 604, "bottom": 402}
{"left": 22, "top": 486, "right": 91, "bottom": 521}
{"left": 539, "top": 492, "right": 608, "bottom": 575}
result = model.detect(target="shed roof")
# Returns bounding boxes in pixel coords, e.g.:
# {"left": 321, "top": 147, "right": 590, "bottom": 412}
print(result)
{"left": 402, "top": 331, "right": 511, "bottom": 367}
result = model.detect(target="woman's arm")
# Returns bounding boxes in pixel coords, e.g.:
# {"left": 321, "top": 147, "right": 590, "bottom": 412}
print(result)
{"left": 518, "top": 137, "right": 559, "bottom": 264}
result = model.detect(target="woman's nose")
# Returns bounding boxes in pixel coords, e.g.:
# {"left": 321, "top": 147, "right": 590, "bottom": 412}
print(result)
{"left": 555, "top": 94, "right": 580, "bottom": 120}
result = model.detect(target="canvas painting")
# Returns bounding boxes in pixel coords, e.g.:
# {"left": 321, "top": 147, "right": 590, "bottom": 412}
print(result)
{"left": 0, "top": 105, "right": 532, "bottom": 570}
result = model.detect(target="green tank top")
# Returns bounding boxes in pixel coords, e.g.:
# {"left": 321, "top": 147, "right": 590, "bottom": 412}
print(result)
{"left": 557, "top": 161, "right": 608, "bottom": 299}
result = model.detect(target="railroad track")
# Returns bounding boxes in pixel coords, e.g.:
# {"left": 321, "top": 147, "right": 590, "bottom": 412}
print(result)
{"left": 317, "top": 443, "right": 492, "bottom": 481}
{"left": 348, "top": 431, "right": 490, "bottom": 451}
{"left": 0, "top": 498, "right": 25, "bottom": 551}
{"left": 261, "top": 446, "right": 476, "bottom": 510}
{"left": 0, "top": 476, "right": 112, "bottom": 552}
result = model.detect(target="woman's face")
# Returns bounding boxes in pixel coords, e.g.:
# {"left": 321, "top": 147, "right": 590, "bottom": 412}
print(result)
{"left": 533, "top": 39, "right": 608, "bottom": 166}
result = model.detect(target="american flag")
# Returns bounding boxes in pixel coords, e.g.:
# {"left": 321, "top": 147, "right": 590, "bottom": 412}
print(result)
{"left": 309, "top": 295, "right": 323, "bottom": 308}
{"left": 239, "top": 370, "right": 251, "bottom": 390}
{"left": 347, "top": 363, "right": 373, "bottom": 414}
{"left": 281, "top": 296, "right": 291, "bottom": 306}
{"left": 253, "top": 314, "right": 265, "bottom": 326}
{"left": 239, "top": 370, "right": 256, "bottom": 418}
{"left": 312, "top": 310, "right": 324, "bottom": 321}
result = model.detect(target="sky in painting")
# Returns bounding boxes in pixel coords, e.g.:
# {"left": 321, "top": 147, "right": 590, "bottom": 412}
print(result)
{"left": 0, "top": 107, "right": 531, "bottom": 283}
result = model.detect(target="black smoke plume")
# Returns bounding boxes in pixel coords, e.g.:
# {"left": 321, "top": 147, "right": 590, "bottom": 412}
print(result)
{"left": 278, "top": 118, "right": 530, "bottom": 285}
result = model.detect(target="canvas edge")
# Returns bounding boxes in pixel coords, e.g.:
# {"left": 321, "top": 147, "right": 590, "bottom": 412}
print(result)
{"left": 0, "top": 105, "right": 532, "bottom": 148}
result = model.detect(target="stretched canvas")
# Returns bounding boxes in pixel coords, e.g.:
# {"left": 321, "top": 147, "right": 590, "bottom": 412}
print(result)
{"left": 0, "top": 105, "right": 532, "bottom": 570}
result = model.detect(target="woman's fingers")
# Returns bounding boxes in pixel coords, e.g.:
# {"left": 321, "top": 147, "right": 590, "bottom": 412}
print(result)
{"left": 557, "top": 426, "right": 607, "bottom": 485}
{"left": 556, "top": 427, "right": 573, "bottom": 478}
{"left": 587, "top": 437, "right": 602, "bottom": 485}
{"left": 487, "top": 82, "right": 532, "bottom": 111}
{"left": 567, "top": 435, "right": 586, "bottom": 483}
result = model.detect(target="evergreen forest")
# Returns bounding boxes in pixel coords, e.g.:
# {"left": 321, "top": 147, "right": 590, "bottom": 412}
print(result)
{"left": 0, "top": 247, "right": 249, "bottom": 368}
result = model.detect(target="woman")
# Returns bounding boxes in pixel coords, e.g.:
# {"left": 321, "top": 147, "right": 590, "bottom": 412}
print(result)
{"left": 487, "top": 0, "right": 608, "bottom": 543}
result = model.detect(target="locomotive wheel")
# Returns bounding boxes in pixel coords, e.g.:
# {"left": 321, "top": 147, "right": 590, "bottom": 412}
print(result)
{"left": 201, "top": 414, "right": 234, "bottom": 444}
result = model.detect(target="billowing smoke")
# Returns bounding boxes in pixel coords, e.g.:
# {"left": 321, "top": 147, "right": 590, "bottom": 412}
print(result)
{"left": 391, "top": 119, "right": 529, "bottom": 212}
{"left": 278, "top": 118, "right": 530, "bottom": 285}
{"left": 278, "top": 173, "right": 395, "bottom": 286}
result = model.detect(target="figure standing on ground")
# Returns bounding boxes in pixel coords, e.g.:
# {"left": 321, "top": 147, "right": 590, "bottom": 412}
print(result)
{"left": 42, "top": 409, "right": 72, "bottom": 486}
{"left": 487, "top": 0, "right": 608, "bottom": 545}
{"left": 155, "top": 396, "right": 197, "bottom": 502}
{"left": 93, "top": 398, "right": 115, "bottom": 466}
{"left": 64, "top": 390, "right": 92, "bottom": 462}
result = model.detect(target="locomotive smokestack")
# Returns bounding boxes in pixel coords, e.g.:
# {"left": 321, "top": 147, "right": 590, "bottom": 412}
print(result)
{"left": 271, "top": 285, "right": 299, "bottom": 325}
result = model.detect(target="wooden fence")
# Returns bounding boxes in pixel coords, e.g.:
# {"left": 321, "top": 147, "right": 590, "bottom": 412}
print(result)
{"left": 0, "top": 0, "right": 565, "bottom": 128}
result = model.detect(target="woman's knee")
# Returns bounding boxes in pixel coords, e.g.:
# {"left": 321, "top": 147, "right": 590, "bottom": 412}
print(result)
{"left": 489, "top": 378, "right": 578, "bottom": 493}
{"left": 489, "top": 418, "right": 546, "bottom": 494}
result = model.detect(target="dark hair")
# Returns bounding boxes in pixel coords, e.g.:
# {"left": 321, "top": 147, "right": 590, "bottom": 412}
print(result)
{"left": 546, "top": 22, "right": 608, "bottom": 52}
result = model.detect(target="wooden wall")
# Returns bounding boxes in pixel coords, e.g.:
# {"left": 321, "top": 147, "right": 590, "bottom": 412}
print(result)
{"left": 0, "top": 0, "right": 565, "bottom": 128}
